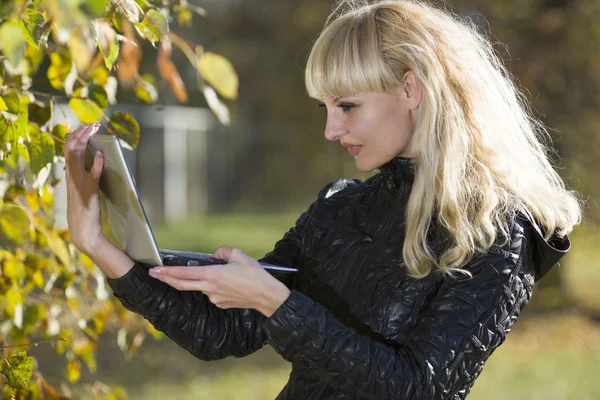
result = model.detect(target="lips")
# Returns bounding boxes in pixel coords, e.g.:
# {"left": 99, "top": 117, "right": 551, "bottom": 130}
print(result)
{"left": 347, "top": 145, "right": 362, "bottom": 157}
{"left": 341, "top": 142, "right": 362, "bottom": 157}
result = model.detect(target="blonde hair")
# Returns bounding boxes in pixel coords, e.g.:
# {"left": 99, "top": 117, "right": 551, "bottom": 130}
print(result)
{"left": 305, "top": 0, "right": 582, "bottom": 278}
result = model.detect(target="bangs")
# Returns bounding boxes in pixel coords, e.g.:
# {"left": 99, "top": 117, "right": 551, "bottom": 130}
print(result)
{"left": 305, "top": 11, "right": 397, "bottom": 100}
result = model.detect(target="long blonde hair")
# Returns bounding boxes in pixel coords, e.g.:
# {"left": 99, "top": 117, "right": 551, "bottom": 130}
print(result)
{"left": 305, "top": 0, "right": 582, "bottom": 278}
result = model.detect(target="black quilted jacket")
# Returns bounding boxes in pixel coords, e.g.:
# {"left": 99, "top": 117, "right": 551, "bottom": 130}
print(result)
{"left": 107, "top": 157, "right": 570, "bottom": 399}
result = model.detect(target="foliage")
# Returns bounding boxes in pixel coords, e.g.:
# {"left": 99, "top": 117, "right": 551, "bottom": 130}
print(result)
{"left": 0, "top": 0, "right": 238, "bottom": 397}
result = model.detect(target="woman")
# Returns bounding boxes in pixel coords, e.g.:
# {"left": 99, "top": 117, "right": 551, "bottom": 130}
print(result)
{"left": 66, "top": 0, "right": 581, "bottom": 398}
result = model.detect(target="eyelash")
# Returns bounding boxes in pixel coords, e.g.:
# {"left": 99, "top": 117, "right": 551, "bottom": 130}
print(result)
{"left": 318, "top": 103, "right": 357, "bottom": 113}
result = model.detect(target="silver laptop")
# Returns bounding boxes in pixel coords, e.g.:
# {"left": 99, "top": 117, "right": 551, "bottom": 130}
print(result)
{"left": 85, "top": 133, "right": 297, "bottom": 278}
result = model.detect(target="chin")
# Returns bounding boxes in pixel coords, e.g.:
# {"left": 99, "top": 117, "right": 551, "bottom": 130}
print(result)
{"left": 354, "top": 158, "right": 378, "bottom": 173}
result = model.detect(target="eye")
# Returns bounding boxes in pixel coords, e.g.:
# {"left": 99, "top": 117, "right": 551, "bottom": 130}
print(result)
{"left": 338, "top": 102, "right": 356, "bottom": 113}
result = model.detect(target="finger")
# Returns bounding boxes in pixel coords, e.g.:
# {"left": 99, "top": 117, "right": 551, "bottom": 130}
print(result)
{"left": 150, "top": 272, "right": 213, "bottom": 292}
{"left": 77, "top": 122, "right": 101, "bottom": 145}
{"left": 66, "top": 124, "right": 91, "bottom": 144}
{"left": 212, "top": 246, "right": 233, "bottom": 260}
{"left": 66, "top": 123, "right": 96, "bottom": 150}
{"left": 88, "top": 151, "right": 104, "bottom": 185}
{"left": 64, "top": 124, "right": 100, "bottom": 180}
{"left": 149, "top": 266, "right": 216, "bottom": 280}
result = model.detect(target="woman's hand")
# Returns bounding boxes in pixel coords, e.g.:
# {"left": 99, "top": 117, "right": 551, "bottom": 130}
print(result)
{"left": 64, "top": 123, "right": 106, "bottom": 256}
{"left": 148, "top": 247, "right": 291, "bottom": 317}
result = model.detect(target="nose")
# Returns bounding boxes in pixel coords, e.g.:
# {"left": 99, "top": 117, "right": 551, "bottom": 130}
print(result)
{"left": 324, "top": 113, "right": 347, "bottom": 142}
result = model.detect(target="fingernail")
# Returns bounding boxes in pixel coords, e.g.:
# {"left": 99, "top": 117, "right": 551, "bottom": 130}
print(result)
{"left": 95, "top": 151, "right": 103, "bottom": 158}
{"left": 149, "top": 268, "right": 160, "bottom": 276}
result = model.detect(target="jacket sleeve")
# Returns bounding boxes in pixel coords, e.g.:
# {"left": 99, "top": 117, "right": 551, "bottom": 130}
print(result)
{"left": 106, "top": 263, "right": 268, "bottom": 360}
{"left": 261, "top": 227, "right": 535, "bottom": 399}
{"left": 105, "top": 192, "right": 324, "bottom": 361}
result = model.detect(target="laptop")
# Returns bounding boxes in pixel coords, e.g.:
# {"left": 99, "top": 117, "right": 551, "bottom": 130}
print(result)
{"left": 84, "top": 133, "right": 297, "bottom": 279}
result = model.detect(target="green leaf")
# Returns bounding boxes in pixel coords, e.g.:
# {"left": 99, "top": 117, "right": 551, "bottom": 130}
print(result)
{"left": 23, "top": 304, "right": 42, "bottom": 335}
{"left": 134, "top": 73, "right": 158, "bottom": 104}
{"left": 0, "top": 22, "right": 27, "bottom": 67}
{"left": 133, "top": 21, "right": 159, "bottom": 46}
{"left": 18, "top": 8, "right": 47, "bottom": 48}
{"left": 87, "top": 83, "right": 109, "bottom": 109}
{"left": 47, "top": 51, "right": 73, "bottom": 90}
{"left": 198, "top": 52, "right": 239, "bottom": 100}
{"left": 3, "top": 95, "right": 30, "bottom": 144}
{"left": 4, "top": 258, "right": 26, "bottom": 280}
{"left": 2, "top": 92, "right": 20, "bottom": 115}
{"left": 107, "top": 112, "right": 140, "bottom": 148}
{"left": 142, "top": 9, "right": 169, "bottom": 37}
{"left": 4, "top": 351, "right": 34, "bottom": 390}
{"left": 27, "top": 123, "right": 55, "bottom": 175}
{"left": 28, "top": 101, "right": 51, "bottom": 127}
{"left": 52, "top": 124, "right": 68, "bottom": 157}
{"left": 0, "top": 205, "right": 29, "bottom": 244}
{"left": 6, "top": 142, "right": 30, "bottom": 168}
{"left": 69, "top": 97, "right": 103, "bottom": 124}
{"left": 79, "top": 0, "right": 109, "bottom": 18}
{"left": 98, "top": 27, "right": 120, "bottom": 70}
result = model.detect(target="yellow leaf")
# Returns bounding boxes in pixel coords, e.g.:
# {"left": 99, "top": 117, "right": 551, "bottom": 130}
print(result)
{"left": 198, "top": 52, "right": 239, "bottom": 100}
{"left": 32, "top": 270, "right": 44, "bottom": 288}
{"left": 79, "top": 253, "right": 95, "bottom": 273}
{"left": 40, "top": 184, "right": 54, "bottom": 208}
{"left": 67, "top": 35, "right": 92, "bottom": 73}
{"left": 0, "top": 205, "right": 30, "bottom": 245}
{"left": 0, "top": 97, "right": 7, "bottom": 111}
{"left": 73, "top": 338, "right": 97, "bottom": 373}
{"left": 6, "top": 285, "right": 22, "bottom": 318}
{"left": 91, "top": 64, "right": 109, "bottom": 85}
{"left": 69, "top": 97, "right": 103, "bottom": 124}
{"left": 4, "top": 258, "right": 26, "bottom": 280}
{"left": 65, "top": 359, "right": 81, "bottom": 383}
{"left": 47, "top": 51, "right": 73, "bottom": 90}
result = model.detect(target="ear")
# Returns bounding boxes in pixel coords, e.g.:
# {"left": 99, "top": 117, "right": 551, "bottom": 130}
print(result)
{"left": 402, "top": 70, "right": 422, "bottom": 110}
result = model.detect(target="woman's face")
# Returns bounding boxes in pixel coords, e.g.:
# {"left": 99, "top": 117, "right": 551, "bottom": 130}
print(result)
{"left": 319, "top": 73, "right": 422, "bottom": 172}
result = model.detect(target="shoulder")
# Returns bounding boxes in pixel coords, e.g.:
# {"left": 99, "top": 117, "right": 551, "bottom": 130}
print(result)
{"left": 317, "top": 178, "right": 364, "bottom": 200}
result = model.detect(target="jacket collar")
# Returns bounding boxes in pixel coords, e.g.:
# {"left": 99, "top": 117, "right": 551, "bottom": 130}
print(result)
{"left": 378, "top": 156, "right": 416, "bottom": 191}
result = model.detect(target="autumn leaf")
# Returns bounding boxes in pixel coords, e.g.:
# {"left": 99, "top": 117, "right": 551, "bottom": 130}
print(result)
{"left": 107, "top": 112, "right": 140, "bottom": 148}
{"left": 116, "top": 20, "right": 142, "bottom": 86}
{"left": 157, "top": 40, "right": 188, "bottom": 103}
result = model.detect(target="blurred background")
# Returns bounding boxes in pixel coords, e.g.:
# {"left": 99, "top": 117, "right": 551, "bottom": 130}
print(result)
{"left": 38, "top": 0, "right": 600, "bottom": 398}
